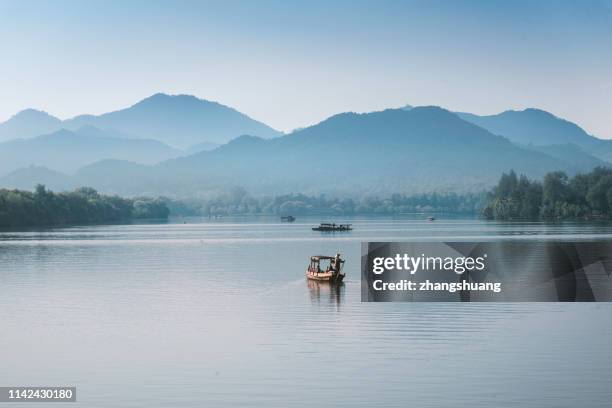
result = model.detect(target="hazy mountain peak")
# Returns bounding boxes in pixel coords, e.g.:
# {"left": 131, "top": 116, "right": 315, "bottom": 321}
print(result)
{"left": 227, "top": 134, "right": 265, "bottom": 144}
{"left": 0, "top": 108, "right": 63, "bottom": 142}
{"left": 500, "top": 108, "right": 556, "bottom": 119}
{"left": 144, "top": 92, "right": 173, "bottom": 101}
{"left": 42, "top": 128, "right": 75, "bottom": 138}
{"left": 74, "top": 124, "right": 103, "bottom": 133}
{"left": 302, "top": 106, "right": 466, "bottom": 138}
{"left": 522, "top": 107, "right": 552, "bottom": 115}
{"left": 62, "top": 93, "right": 281, "bottom": 148}
{"left": 212, "top": 134, "right": 267, "bottom": 156}
{"left": 409, "top": 105, "right": 454, "bottom": 115}
{"left": 133, "top": 92, "right": 209, "bottom": 107}
{"left": 456, "top": 108, "right": 596, "bottom": 147}
{"left": 311, "top": 105, "right": 452, "bottom": 125}
{"left": 402, "top": 105, "right": 476, "bottom": 126}
{"left": 10, "top": 108, "right": 60, "bottom": 121}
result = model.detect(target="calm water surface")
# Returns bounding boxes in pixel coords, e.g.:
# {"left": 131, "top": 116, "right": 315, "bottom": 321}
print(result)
{"left": 1, "top": 216, "right": 611, "bottom": 407}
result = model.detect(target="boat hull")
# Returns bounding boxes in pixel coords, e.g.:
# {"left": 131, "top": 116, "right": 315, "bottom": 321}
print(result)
{"left": 306, "top": 270, "right": 345, "bottom": 282}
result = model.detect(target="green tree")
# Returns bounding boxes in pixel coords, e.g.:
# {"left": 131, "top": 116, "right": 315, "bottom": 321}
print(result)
{"left": 586, "top": 174, "right": 612, "bottom": 213}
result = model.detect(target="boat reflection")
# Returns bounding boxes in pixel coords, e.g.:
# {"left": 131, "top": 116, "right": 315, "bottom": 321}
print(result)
{"left": 307, "top": 279, "right": 345, "bottom": 308}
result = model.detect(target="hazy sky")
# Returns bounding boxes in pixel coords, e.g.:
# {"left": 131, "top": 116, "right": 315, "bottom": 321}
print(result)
{"left": 0, "top": 0, "right": 611, "bottom": 136}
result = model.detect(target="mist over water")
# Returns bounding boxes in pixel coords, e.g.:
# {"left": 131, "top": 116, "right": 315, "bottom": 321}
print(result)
{"left": 1, "top": 216, "right": 611, "bottom": 407}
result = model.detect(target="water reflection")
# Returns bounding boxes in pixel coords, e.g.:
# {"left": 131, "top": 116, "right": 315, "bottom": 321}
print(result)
{"left": 307, "top": 279, "right": 345, "bottom": 308}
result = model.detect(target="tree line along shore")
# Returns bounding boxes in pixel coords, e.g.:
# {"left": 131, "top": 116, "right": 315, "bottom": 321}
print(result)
{"left": 483, "top": 167, "right": 612, "bottom": 220}
{"left": 2, "top": 167, "right": 612, "bottom": 228}
{"left": 0, "top": 184, "right": 169, "bottom": 227}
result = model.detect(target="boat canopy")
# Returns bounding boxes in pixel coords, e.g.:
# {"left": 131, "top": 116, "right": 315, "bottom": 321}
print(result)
{"left": 310, "top": 255, "right": 337, "bottom": 261}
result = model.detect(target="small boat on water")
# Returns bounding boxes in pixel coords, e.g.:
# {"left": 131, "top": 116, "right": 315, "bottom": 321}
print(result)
{"left": 427, "top": 216, "right": 436, "bottom": 221}
{"left": 281, "top": 215, "right": 296, "bottom": 222}
{"left": 312, "top": 222, "right": 352, "bottom": 232}
{"left": 306, "top": 254, "right": 345, "bottom": 283}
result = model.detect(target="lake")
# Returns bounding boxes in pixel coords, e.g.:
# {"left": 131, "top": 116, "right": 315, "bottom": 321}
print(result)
{"left": 1, "top": 216, "right": 611, "bottom": 407}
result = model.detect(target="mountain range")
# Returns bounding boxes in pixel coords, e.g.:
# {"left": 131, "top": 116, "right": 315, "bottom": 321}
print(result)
{"left": 0, "top": 93, "right": 281, "bottom": 148}
{"left": 0, "top": 93, "right": 610, "bottom": 196}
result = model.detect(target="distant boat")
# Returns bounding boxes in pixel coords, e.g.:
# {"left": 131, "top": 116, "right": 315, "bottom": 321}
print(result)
{"left": 281, "top": 215, "right": 296, "bottom": 222}
{"left": 312, "top": 223, "right": 352, "bottom": 232}
{"left": 427, "top": 216, "right": 436, "bottom": 221}
{"left": 306, "top": 253, "right": 345, "bottom": 283}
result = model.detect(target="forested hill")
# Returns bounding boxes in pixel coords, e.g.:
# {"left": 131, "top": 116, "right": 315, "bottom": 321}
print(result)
{"left": 0, "top": 185, "right": 169, "bottom": 227}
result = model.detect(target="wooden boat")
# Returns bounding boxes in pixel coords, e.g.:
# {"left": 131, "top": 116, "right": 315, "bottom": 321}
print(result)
{"left": 312, "top": 223, "right": 352, "bottom": 232}
{"left": 306, "top": 254, "right": 345, "bottom": 283}
{"left": 281, "top": 215, "right": 296, "bottom": 222}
